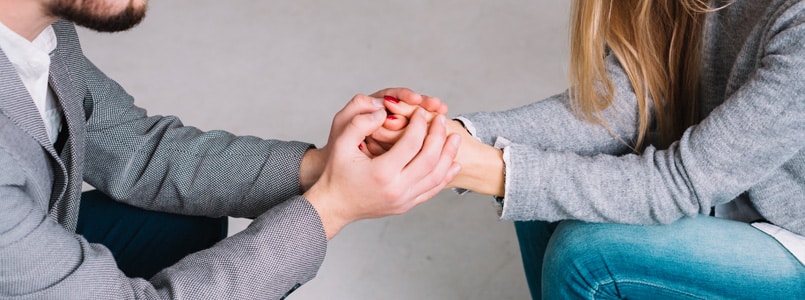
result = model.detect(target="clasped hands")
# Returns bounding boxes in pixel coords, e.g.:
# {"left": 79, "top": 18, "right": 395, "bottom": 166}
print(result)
{"left": 302, "top": 87, "right": 494, "bottom": 240}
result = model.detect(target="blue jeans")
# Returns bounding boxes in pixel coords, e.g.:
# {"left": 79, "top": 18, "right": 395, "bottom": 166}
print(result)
{"left": 515, "top": 216, "right": 805, "bottom": 299}
{"left": 76, "top": 190, "right": 228, "bottom": 279}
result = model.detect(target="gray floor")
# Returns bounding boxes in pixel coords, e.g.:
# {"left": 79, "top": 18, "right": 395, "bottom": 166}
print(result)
{"left": 77, "top": 1, "right": 570, "bottom": 299}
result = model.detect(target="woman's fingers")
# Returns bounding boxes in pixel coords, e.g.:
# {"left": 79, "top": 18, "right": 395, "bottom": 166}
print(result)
{"left": 385, "top": 99, "right": 440, "bottom": 125}
{"left": 384, "top": 113, "right": 409, "bottom": 130}
{"left": 420, "top": 95, "right": 448, "bottom": 115}
{"left": 370, "top": 87, "right": 447, "bottom": 115}
{"left": 364, "top": 136, "right": 390, "bottom": 156}
{"left": 370, "top": 125, "right": 405, "bottom": 146}
{"left": 384, "top": 98, "right": 419, "bottom": 119}
{"left": 358, "top": 139, "right": 375, "bottom": 157}
{"left": 370, "top": 87, "right": 423, "bottom": 106}
{"left": 374, "top": 108, "right": 429, "bottom": 172}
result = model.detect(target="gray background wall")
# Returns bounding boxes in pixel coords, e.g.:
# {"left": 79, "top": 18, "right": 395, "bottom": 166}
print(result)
{"left": 77, "top": 1, "right": 571, "bottom": 299}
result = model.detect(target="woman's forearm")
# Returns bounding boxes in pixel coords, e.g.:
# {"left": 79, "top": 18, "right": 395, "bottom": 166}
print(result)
{"left": 446, "top": 120, "right": 505, "bottom": 197}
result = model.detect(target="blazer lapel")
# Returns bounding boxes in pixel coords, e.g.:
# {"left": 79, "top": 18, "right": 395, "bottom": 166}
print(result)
{"left": 48, "top": 44, "right": 87, "bottom": 232}
{"left": 0, "top": 45, "right": 77, "bottom": 227}
{"left": 1, "top": 22, "right": 87, "bottom": 231}
{"left": 0, "top": 49, "right": 61, "bottom": 158}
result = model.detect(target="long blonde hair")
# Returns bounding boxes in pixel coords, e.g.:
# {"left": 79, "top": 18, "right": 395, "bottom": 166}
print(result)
{"left": 569, "top": 0, "right": 719, "bottom": 148}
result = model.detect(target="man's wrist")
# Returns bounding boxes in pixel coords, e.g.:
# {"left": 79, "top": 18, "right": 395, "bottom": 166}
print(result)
{"left": 303, "top": 187, "right": 348, "bottom": 240}
{"left": 299, "top": 147, "right": 325, "bottom": 193}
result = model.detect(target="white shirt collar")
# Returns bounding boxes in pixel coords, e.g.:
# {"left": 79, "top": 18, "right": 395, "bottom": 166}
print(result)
{"left": 0, "top": 21, "right": 62, "bottom": 145}
{"left": 0, "top": 21, "right": 57, "bottom": 67}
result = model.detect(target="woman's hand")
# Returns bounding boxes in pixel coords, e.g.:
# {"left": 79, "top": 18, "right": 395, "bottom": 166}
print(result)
{"left": 365, "top": 95, "right": 446, "bottom": 156}
{"left": 369, "top": 87, "right": 448, "bottom": 116}
{"left": 303, "top": 94, "right": 462, "bottom": 240}
{"left": 367, "top": 98, "right": 505, "bottom": 197}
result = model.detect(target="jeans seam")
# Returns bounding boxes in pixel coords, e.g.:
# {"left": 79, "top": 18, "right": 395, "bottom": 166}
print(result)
{"left": 593, "top": 279, "right": 706, "bottom": 300}
{"left": 589, "top": 279, "right": 617, "bottom": 300}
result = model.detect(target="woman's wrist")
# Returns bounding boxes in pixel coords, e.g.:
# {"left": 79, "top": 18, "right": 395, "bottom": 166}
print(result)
{"left": 455, "top": 142, "right": 505, "bottom": 197}
{"left": 447, "top": 120, "right": 505, "bottom": 197}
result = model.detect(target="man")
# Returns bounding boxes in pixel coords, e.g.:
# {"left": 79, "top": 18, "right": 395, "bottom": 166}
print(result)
{"left": 0, "top": 0, "right": 460, "bottom": 298}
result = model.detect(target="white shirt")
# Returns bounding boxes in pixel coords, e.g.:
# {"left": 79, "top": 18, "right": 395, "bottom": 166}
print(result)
{"left": 0, "top": 21, "right": 62, "bottom": 145}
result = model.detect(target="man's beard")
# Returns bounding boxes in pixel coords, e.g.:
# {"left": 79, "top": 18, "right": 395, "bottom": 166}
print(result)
{"left": 47, "top": 0, "right": 147, "bottom": 32}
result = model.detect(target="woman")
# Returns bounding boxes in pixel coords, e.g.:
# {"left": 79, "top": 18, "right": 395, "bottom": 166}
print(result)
{"left": 371, "top": 0, "right": 805, "bottom": 298}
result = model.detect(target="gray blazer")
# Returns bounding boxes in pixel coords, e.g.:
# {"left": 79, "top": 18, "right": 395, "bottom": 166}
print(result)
{"left": 1, "top": 20, "right": 326, "bottom": 299}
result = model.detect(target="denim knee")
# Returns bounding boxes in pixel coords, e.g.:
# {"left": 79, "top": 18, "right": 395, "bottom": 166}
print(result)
{"left": 541, "top": 221, "right": 623, "bottom": 299}
{"left": 538, "top": 218, "right": 805, "bottom": 300}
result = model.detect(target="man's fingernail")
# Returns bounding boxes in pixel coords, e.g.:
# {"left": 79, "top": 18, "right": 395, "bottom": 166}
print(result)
{"left": 384, "top": 96, "right": 400, "bottom": 104}
{"left": 437, "top": 115, "right": 446, "bottom": 125}
{"left": 448, "top": 164, "right": 461, "bottom": 177}
{"left": 371, "top": 109, "right": 386, "bottom": 120}
{"left": 451, "top": 135, "right": 461, "bottom": 147}
{"left": 372, "top": 97, "right": 384, "bottom": 108}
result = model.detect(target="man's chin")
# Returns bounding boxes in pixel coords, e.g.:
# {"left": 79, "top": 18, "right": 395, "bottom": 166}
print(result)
{"left": 49, "top": 1, "right": 148, "bottom": 33}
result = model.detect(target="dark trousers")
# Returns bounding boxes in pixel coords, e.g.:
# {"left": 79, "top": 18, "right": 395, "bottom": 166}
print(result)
{"left": 514, "top": 220, "right": 558, "bottom": 300}
{"left": 76, "top": 190, "right": 228, "bottom": 279}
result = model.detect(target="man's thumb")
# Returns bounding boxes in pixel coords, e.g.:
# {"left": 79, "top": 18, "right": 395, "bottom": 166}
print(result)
{"left": 336, "top": 109, "right": 386, "bottom": 148}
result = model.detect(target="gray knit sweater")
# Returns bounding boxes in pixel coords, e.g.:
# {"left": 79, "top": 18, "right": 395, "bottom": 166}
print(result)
{"left": 458, "top": 0, "right": 805, "bottom": 236}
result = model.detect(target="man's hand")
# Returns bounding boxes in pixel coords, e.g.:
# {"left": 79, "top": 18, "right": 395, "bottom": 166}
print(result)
{"left": 303, "top": 94, "right": 461, "bottom": 240}
{"left": 298, "top": 88, "right": 448, "bottom": 192}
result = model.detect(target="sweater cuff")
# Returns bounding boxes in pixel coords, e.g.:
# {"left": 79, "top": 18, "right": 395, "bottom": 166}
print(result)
{"left": 453, "top": 116, "right": 481, "bottom": 142}
{"left": 493, "top": 137, "right": 512, "bottom": 217}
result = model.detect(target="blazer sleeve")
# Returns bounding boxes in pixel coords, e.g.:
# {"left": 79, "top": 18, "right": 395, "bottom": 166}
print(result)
{"left": 0, "top": 151, "right": 327, "bottom": 299}
{"left": 457, "top": 53, "right": 643, "bottom": 157}
{"left": 81, "top": 58, "right": 311, "bottom": 218}
{"left": 494, "top": 10, "right": 805, "bottom": 230}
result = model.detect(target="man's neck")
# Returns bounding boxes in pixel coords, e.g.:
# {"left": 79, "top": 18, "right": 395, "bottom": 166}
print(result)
{"left": 0, "top": 0, "right": 57, "bottom": 41}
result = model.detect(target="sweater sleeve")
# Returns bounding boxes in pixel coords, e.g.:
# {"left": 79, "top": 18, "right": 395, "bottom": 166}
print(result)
{"left": 458, "top": 53, "right": 644, "bottom": 157}
{"left": 497, "top": 9, "right": 805, "bottom": 226}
